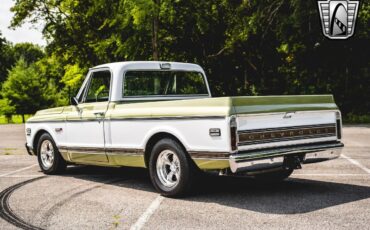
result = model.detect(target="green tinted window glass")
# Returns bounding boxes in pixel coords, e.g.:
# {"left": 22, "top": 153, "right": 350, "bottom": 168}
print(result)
{"left": 85, "top": 70, "right": 111, "bottom": 102}
{"left": 123, "top": 71, "right": 208, "bottom": 96}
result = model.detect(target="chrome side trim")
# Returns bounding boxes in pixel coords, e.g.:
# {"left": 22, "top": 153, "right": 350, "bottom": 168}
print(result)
{"left": 58, "top": 146, "right": 144, "bottom": 156}
{"left": 27, "top": 120, "right": 65, "bottom": 123}
{"left": 27, "top": 116, "right": 226, "bottom": 123}
{"left": 108, "top": 116, "right": 225, "bottom": 121}
{"left": 120, "top": 95, "right": 209, "bottom": 101}
{"left": 188, "top": 151, "right": 230, "bottom": 159}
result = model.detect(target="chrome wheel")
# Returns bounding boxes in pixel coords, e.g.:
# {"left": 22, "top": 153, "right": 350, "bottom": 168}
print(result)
{"left": 156, "top": 150, "right": 181, "bottom": 188}
{"left": 40, "top": 140, "right": 54, "bottom": 169}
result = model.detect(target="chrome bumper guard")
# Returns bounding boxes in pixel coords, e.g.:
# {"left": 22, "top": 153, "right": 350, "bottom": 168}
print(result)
{"left": 229, "top": 142, "right": 343, "bottom": 173}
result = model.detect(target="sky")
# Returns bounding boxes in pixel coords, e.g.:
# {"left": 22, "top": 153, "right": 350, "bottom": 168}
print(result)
{"left": 0, "top": 0, "right": 46, "bottom": 46}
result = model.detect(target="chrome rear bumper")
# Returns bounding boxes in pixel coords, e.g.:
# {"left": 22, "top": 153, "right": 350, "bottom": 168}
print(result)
{"left": 229, "top": 142, "right": 343, "bottom": 173}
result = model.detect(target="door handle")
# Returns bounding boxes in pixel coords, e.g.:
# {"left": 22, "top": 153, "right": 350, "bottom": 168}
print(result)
{"left": 94, "top": 112, "right": 105, "bottom": 117}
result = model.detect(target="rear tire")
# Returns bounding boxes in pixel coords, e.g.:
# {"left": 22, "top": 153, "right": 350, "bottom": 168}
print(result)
{"left": 254, "top": 168, "right": 293, "bottom": 183}
{"left": 149, "top": 138, "right": 194, "bottom": 197}
{"left": 37, "top": 133, "right": 66, "bottom": 174}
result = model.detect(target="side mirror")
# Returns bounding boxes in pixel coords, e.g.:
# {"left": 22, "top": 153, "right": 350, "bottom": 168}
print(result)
{"left": 70, "top": 97, "right": 79, "bottom": 106}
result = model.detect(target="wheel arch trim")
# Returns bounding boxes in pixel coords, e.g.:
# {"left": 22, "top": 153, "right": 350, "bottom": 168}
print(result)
{"left": 143, "top": 131, "right": 190, "bottom": 168}
{"left": 30, "top": 125, "right": 58, "bottom": 155}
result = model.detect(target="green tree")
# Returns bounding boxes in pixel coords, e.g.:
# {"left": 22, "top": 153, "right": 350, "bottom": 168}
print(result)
{"left": 0, "top": 98, "right": 16, "bottom": 123}
{"left": 0, "top": 32, "right": 15, "bottom": 85}
{"left": 35, "top": 54, "right": 70, "bottom": 105}
{"left": 12, "top": 43, "right": 44, "bottom": 64}
{"left": 1, "top": 58, "right": 59, "bottom": 122}
{"left": 0, "top": 36, "right": 44, "bottom": 86}
{"left": 61, "top": 63, "right": 87, "bottom": 94}
{"left": 9, "top": 0, "right": 370, "bottom": 118}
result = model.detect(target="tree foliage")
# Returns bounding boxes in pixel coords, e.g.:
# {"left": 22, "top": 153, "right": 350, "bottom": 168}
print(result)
{"left": 0, "top": 33, "right": 15, "bottom": 84}
{"left": 61, "top": 63, "right": 86, "bottom": 92}
{"left": 0, "top": 98, "right": 16, "bottom": 120}
{"left": 0, "top": 34, "right": 45, "bottom": 86}
{"left": 12, "top": 43, "right": 44, "bottom": 64}
{"left": 4, "top": 0, "right": 370, "bottom": 117}
{"left": 1, "top": 58, "right": 58, "bottom": 118}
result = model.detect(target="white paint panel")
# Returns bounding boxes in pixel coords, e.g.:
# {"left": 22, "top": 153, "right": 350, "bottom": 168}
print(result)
{"left": 26, "top": 122, "right": 67, "bottom": 148}
{"left": 106, "top": 118, "right": 230, "bottom": 152}
{"left": 66, "top": 121, "right": 105, "bottom": 148}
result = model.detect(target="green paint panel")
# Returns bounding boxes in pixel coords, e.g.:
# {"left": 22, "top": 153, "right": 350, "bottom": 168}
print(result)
{"left": 69, "top": 152, "right": 109, "bottom": 163}
{"left": 109, "top": 97, "right": 233, "bottom": 118}
{"left": 59, "top": 151, "right": 69, "bottom": 161}
{"left": 108, "top": 155, "right": 146, "bottom": 168}
{"left": 109, "top": 95, "right": 337, "bottom": 118}
{"left": 194, "top": 159, "right": 230, "bottom": 169}
{"left": 231, "top": 95, "right": 337, "bottom": 114}
{"left": 36, "top": 106, "right": 65, "bottom": 115}
{"left": 28, "top": 95, "right": 338, "bottom": 123}
{"left": 231, "top": 95, "right": 334, "bottom": 106}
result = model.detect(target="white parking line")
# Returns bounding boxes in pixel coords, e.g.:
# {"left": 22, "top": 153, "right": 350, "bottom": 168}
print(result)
{"left": 0, "top": 164, "right": 38, "bottom": 177}
{"left": 130, "top": 196, "right": 164, "bottom": 230}
{"left": 0, "top": 175, "right": 42, "bottom": 178}
{"left": 342, "top": 154, "right": 370, "bottom": 174}
{"left": 293, "top": 173, "right": 369, "bottom": 176}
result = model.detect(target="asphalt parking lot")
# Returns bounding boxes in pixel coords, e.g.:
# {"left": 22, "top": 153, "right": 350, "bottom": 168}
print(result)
{"left": 0, "top": 124, "right": 369, "bottom": 230}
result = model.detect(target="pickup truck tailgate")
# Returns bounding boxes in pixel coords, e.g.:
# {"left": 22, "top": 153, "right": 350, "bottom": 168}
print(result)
{"left": 230, "top": 95, "right": 340, "bottom": 151}
{"left": 236, "top": 111, "right": 339, "bottom": 151}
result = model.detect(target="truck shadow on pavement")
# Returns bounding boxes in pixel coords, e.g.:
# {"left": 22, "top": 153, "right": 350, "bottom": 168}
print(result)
{"left": 61, "top": 165, "right": 370, "bottom": 215}
{"left": 189, "top": 174, "right": 370, "bottom": 214}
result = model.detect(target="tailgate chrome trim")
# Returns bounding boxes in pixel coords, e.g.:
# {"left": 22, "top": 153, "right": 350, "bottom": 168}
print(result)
{"left": 238, "top": 123, "right": 337, "bottom": 146}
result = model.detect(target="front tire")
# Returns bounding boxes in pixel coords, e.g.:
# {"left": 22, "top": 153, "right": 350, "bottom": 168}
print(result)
{"left": 149, "top": 138, "right": 194, "bottom": 197}
{"left": 37, "top": 133, "right": 66, "bottom": 174}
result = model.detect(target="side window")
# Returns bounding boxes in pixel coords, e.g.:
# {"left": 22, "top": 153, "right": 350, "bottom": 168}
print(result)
{"left": 84, "top": 70, "right": 111, "bottom": 103}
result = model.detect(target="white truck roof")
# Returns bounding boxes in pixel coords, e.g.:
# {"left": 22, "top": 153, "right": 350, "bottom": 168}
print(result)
{"left": 92, "top": 61, "right": 204, "bottom": 73}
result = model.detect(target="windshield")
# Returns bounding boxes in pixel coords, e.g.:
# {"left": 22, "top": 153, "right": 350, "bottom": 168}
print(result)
{"left": 123, "top": 71, "right": 209, "bottom": 97}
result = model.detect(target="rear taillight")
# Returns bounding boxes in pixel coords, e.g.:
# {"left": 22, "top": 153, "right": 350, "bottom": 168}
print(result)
{"left": 336, "top": 111, "right": 342, "bottom": 139}
{"left": 230, "top": 116, "right": 237, "bottom": 151}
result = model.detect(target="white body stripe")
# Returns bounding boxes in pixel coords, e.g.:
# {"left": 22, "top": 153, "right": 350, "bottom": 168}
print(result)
{"left": 105, "top": 118, "right": 230, "bottom": 152}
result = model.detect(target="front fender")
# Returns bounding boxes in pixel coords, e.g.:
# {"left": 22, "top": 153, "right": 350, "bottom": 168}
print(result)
{"left": 26, "top": 122, "right": 66, "bottom": 152}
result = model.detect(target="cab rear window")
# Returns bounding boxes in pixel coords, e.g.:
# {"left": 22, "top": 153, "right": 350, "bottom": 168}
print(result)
{"left": 123, "top": 71, "right": 208, "bottom": 97}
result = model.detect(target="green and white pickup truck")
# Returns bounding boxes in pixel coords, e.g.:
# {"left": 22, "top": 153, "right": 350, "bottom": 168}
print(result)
{"left": 25, "top": 61, "right": 344, "bottom": 197}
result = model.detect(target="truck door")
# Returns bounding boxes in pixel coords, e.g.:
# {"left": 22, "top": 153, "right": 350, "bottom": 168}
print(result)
{"left": 66, "top": 68, "right": 111, "bottom": 163}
